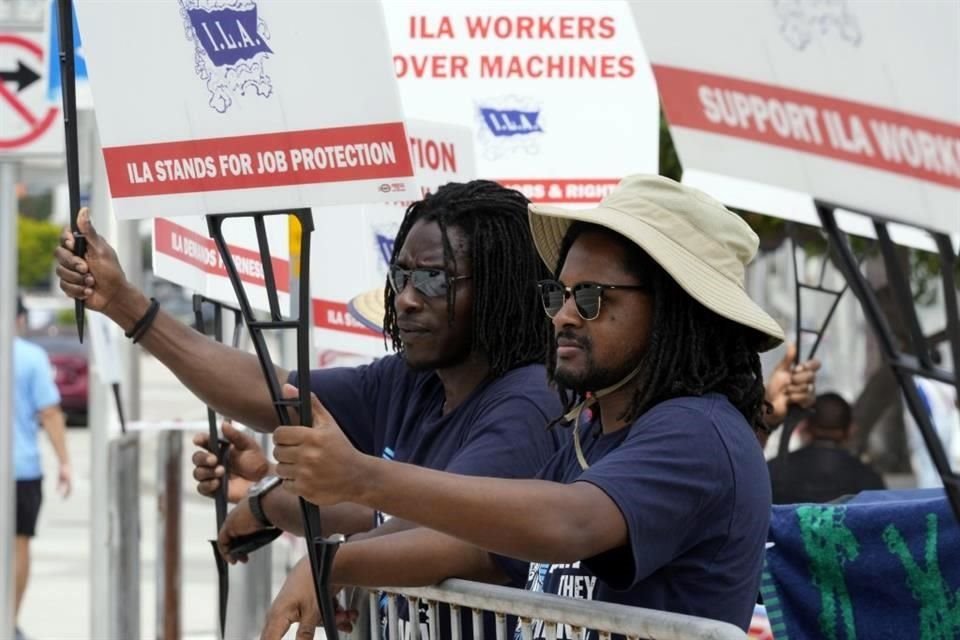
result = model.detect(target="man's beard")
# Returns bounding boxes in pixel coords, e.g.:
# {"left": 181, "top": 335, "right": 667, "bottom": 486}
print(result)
{"left": 553, "top": 331, "right": 643, "bottom": 393}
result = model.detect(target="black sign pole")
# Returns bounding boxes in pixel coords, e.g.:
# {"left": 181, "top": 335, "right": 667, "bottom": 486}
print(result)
{"left": 55, "top": 0, "right": 86, "bottom": 342}
{"left": 776, "top": 225, "right": 849, "bottom": 458}
{"left": 192, "top": 295, "right": 247, "bottom": 639}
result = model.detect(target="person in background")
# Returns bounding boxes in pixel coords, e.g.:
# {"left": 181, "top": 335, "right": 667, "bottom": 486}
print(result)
{"left": 768, "top": 392, "right": 885, "bottom": 503}
{"left": 12, "top": 295, "right": 72, "bottom": 640}
{"left": 903, "top": 349, "right": 960, "bottom": 488}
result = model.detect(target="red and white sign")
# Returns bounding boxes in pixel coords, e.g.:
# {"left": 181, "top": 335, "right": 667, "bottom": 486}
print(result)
{"left": 311, "top": 119, "right": 476, "bottom": 358}
{"left": 0, "top": 31, "right": 61, "bottom": 154}
{"left": 629, "top": 0, "right": 960, "bottom": 235}
{"left": 152, "top": 214, "right": 290, "bottom": 314}
{"left": 74, "top": 0, "right": 416, "bottom": 219}
{"left": 384, "top": 1, "right": 658, "bottom": 205}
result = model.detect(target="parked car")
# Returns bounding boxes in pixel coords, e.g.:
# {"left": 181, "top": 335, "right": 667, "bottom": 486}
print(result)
{"left": 27, "top": 334, "right": 89, "bottom": 427}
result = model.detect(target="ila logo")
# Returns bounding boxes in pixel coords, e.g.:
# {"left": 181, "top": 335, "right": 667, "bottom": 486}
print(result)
{"left": 772, "top": 0, "right": 862, "bottom": 51}
{"left": 180, "top": 0, "right": 274, "bottom": 113}
{"left": 375, "top": 232, "right": 395, "bottom": 269}
{"left": 479, "top": 108, "right": 543, "bottom": 137}
{"left": 475, "top": 96, "right": 544, "bottom": 161}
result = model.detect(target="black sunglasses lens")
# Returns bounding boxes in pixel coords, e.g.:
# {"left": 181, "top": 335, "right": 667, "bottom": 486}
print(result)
{"left": 389, "top": 267, "right": 448, "bottom": 297}
{"left": 538, "top": 281, "right": 565, "bottom": 317}
{"left": 388, "top": 266, "right": 406, "bottom": 294}
{"left": 413, "top": 270, "right": 447, "bottom": 297}
{"left": 573, "top": 285, "right": 602, "bottom": 319}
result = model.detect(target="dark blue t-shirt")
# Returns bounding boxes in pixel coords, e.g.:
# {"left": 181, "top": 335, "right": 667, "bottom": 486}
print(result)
{"left": 294, "top": 356, "right": 562, "bottom": 497}
{"left": 291, "top": 355, "right": 564, "bottom": 639}
{"left": 522, "top": 393, "right": 771, "bottom": 636}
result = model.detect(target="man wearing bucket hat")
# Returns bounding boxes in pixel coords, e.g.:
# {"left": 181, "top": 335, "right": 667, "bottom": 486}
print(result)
{"left": 271, "top": 175, "right": 785, "bottom": 632}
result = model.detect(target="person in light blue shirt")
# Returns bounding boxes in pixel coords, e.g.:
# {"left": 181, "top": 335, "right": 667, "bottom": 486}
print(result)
{"left": 12, "top": 295, "right": 71, "bottom": 640}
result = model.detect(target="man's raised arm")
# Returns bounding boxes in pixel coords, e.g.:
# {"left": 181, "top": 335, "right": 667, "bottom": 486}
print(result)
{"left": 55, "top": 208, "right": 289, "bottom": 432}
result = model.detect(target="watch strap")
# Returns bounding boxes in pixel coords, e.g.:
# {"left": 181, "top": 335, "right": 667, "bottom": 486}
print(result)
{"left": 248, "top": 476, "right": 280, "bottom": 528}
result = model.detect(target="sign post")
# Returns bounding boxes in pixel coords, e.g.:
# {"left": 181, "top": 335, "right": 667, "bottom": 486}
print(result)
{"left": 0, "top": 159, "right": 19, "bottom": 640}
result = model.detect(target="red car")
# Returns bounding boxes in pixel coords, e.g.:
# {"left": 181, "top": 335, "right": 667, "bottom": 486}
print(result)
{"left": 28, "top": 334, "right": 89, "bottom": 426}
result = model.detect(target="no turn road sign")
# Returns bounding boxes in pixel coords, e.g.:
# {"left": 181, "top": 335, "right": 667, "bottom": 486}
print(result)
{"left": 0, "top": 31, "right": 62, "bottom": 155}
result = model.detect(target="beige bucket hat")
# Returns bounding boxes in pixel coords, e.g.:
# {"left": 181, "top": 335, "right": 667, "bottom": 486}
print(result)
{"left": 528, "top": 174, "right": 784, "bottom": 352}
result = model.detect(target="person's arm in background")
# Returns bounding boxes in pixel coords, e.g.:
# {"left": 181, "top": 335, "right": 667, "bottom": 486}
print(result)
{"left": 29, "top": 340, "right": 72, "bottom": 498}
{"left": 193, "top": 421, "right": 274, "bottom": 503}
{"left": 191, "top": 421, "right": 378, "bottom": 547}
{"left": 55, "top": 209, "right": 288, "bottom": 432}
{"left": 763, "top": 343, "right": 821, "bottom": 441}
{"left": 39, "top": 405, "right": 71, "bottom": 498}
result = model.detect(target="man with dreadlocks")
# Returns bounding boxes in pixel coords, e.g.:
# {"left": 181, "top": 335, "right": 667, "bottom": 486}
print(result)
{"left": 270, "top": 175, "right": 786, "bottom": 634}
{"left": 54, "top": 181, "right": 562, "bottom": 638}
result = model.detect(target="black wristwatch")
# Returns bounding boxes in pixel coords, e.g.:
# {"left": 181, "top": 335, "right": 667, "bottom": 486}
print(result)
{"left": 248, "top": 475, "right": 282, "bottom": 528}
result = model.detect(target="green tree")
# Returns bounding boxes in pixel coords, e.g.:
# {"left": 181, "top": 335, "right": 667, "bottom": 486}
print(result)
{"left": 658, "top": 108, "right": 682, "bottom": 182}
{"left": 17, "top": 215, "right": 61, "bottom": 287}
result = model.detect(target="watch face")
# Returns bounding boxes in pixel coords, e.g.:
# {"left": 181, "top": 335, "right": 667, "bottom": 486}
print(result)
{"left": 249, "top": 475, "right": 280, "bottom": 496}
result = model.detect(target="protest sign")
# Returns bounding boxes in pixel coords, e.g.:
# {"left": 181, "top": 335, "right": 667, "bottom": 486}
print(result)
{"left": 629, "top": 0, "right": 960, "bottom": 235}
{"left": 152, "top": 214, "right": 290, "bottom": 314}
{"left": 75, "top": 0, "right": 416, "bottom": 219}
{"left": 386, "top": 1, "right": 658, "bottom": 205}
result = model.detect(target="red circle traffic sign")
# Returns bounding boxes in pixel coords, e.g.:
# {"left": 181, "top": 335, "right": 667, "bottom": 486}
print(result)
{"left": 0, "top": 33, "right": 59, "bottom": 150}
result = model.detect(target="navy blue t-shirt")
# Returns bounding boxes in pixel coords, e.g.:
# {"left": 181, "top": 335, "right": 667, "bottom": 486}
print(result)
{"left": 291, "top": 355, "right": 563, "bottom": 638}
{"left": 522, "top": 393, "right": 771, "bottom": 635}
{"left": 294, "top": 356, "right": 562, "bottom": 497}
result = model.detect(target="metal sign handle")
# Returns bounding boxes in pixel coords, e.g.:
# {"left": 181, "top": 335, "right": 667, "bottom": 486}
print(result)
{"left": 815, "top": 201, "right": 960, "bottom": 523}
{"left": 206, "top": 209, "right": 344, "bottom": 640}
{"left": 192, "top": 294, "right": 243, "bottom": 639}
{"left": 777, "top": 225, "right": 850, "bottom": 458}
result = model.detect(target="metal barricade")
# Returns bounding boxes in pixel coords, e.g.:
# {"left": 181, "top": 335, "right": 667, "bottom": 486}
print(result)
{"left": 367, "top": 579, "right": 744, "bottom": 640}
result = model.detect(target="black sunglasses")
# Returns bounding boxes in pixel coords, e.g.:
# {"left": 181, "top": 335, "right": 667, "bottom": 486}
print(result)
{"left": 389, "top": 264, "right": 471, "bottom": 298}
{"left": 537, "top": 279, "right": 646, "bottom": 320}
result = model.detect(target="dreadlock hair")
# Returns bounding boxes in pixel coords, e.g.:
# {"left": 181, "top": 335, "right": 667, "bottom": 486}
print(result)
{"left": 383, "top": 180, "right": 550, "bottom": 377}
{"left": 547, "top": 222, "right": 770, "bottom": 438}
